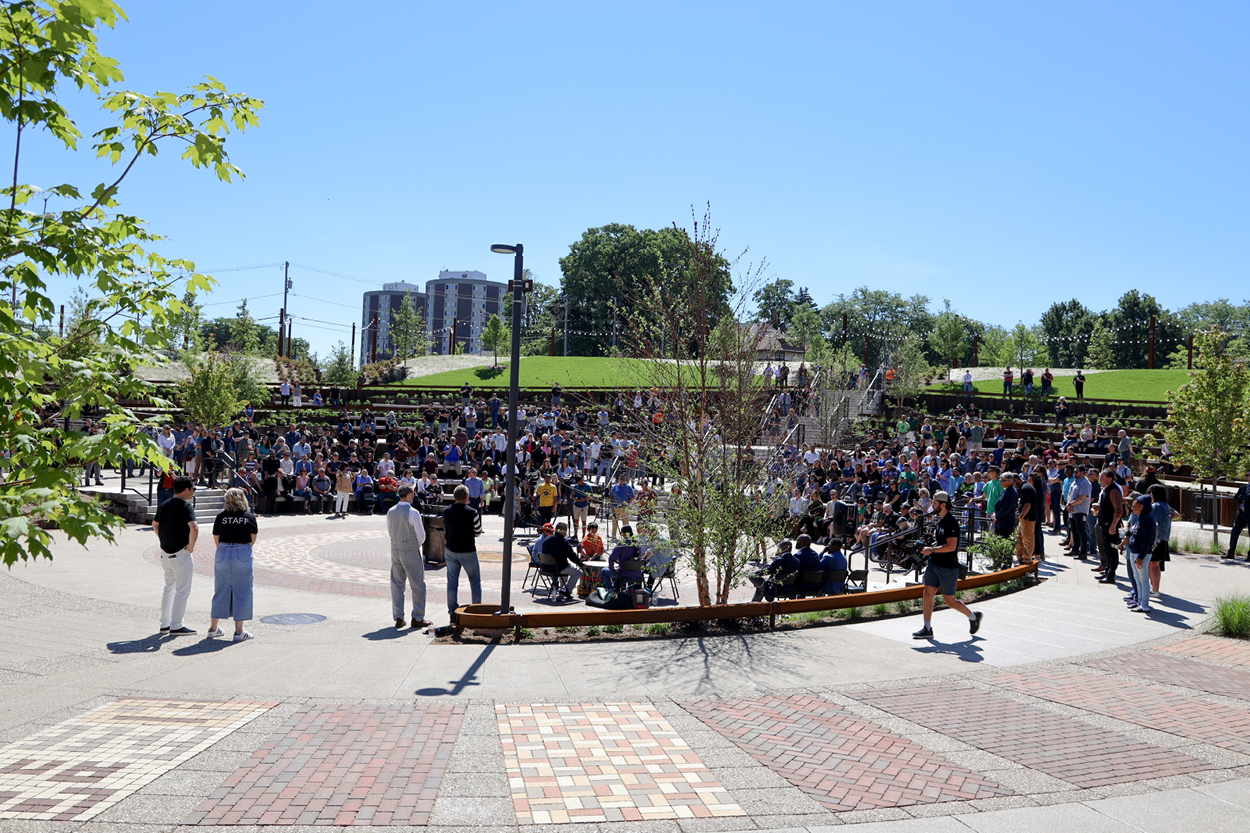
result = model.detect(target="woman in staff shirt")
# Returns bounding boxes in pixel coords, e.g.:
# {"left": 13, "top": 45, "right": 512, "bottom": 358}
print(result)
{"left": 208, "top": 488, "right": 258, "bottom": 641}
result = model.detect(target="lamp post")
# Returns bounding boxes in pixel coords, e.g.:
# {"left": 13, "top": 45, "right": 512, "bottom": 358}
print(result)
{"left": 490, "top": 243, "right": 529, "bottom": 617}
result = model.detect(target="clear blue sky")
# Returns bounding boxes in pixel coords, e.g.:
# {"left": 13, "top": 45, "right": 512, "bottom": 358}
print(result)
{"left": 22, "top": 1, "right": 1249, "bottom": 360}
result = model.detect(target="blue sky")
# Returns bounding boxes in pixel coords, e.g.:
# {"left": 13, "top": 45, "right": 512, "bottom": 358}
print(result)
{"left": 21, "top": 1, "right": 1249, "bottom": 359}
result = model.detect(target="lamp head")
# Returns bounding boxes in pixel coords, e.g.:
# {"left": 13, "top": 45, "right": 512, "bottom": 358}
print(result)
{"left": 490, "top": 244, "right": 519, "bottom": 255}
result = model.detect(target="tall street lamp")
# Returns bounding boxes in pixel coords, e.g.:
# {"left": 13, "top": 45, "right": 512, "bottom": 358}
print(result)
{"left": 490, "top": 243, "right": 529, "bottom": 617}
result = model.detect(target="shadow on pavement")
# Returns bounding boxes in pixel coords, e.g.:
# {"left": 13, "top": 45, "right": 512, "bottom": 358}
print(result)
{"left": 106, "top": 635, "right": 165, "bottom": 654}
{"left": 1154, "top": 594, "right": 1207, "bottom": 614}
{"left": 415, "top": 643, "right": 495, "bottom": 697}
{"left": 362, "top": 625, "right": 412, "bottom": 641}
{"left": 171, "top": 638, "right": 234, "bottom": 656}
{"left": 912, "top": 636, "right": 985, "bottom": 662}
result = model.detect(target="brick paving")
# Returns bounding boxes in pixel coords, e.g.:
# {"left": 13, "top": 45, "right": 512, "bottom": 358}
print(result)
{"left": 0, "top": 698, "right": 274, "bottom": 822}
{"left": 499, "top": 702, "right": 743, "bottom": 825}
{"left": 992, "top": 666, "right": 1250, "bottom": 754}
{"left": 851, "top": 681, "right": 1215, "bottom": 788}
{"left": 187, "top": 703, "right": 462, "bottom": 826}
{"left": 682, "top": 694, "right": 1011, "bottom": 812}
{"left": 1086, "top": 651, "right": 1250, "bottom": 702}
{"left": 1157, "top": 635, "right": 1250, "bottom": 668}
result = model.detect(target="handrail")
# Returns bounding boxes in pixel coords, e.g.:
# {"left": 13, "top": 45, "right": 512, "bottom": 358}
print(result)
{"left": 455, "top": 561, "right": 1039, "bottom": 633}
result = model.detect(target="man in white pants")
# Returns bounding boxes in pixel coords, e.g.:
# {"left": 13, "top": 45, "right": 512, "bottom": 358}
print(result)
{"left": 387, "top": 485, "right": 430, "bottom": 630}
{"left": 151, "top": 476, "right": 198, "bottom": 636}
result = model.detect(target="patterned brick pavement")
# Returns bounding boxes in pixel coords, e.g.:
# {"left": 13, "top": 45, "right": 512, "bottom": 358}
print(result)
{"left": 851, "top": 681, "right": 1215, "bottom": 788}
{"left": 0, "top": 699, "right": 274, "bottom": 822}
{"left": 682, "top": 694, "right": 1011, "bottom": 812}
{"left": 1086, "top": 651, "right": 1250, "bottom": 702}
{"left": 1157, "top": 635, "right": 1250, "bottom": 668}
{"left": 187, "top": 703, "right": 463, "bottom": 826}
{"left": 992, "top": 667, "right": 1250, "bottom": 754}
{"left": 499, "top": 703, "right": 743, "bottom": 825}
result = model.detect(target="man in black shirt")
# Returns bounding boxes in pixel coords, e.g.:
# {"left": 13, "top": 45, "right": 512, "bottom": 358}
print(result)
{"left": 1016, "top": 473, "right": 1038, "bottom": 565}
{"left": 151, "top": 476, "right": 198, "bottom": 636}
{"left": 541, "top": 522, "right": 585, "bottom": 602}
{"left": 913, "top": 491, "right": 983, "bottom": 640}
{"left": 443, "top": 484, "right": 484, "bottom": 620}
{"left": 1225, "top": 481, "right": 1250, "bottom": 561}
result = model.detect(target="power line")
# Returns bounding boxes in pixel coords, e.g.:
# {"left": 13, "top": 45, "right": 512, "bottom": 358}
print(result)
{"left": 201, "top": 291, "right": 283, "bottom": 308}
{"left": 291, "top": 292, "right": 358, "bottom": 310}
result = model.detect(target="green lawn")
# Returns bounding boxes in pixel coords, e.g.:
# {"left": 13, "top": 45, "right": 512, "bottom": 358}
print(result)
{"left": 399, "top": 356, "right": 651, "bottom": 390}
{"left": 930, "top": 369, "right": 1191, "bottom": 403}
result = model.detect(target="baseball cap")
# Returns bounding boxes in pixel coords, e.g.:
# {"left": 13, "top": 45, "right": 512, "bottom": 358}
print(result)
{"left": 542, "top": 523, "right": 554, "bottom": 533}
{"left": 932, "top": 491, "right": 951, "bottom": 504}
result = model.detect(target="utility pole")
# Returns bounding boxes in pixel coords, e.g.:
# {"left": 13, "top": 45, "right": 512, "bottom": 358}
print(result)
{"left": 611, "top": 296, "right": 617, "bottom": 350}
{"left": 550, "top": 325, "right": 556, "bottom": 357}
{"left": 842, "top": 313, "right": 848, "bottom": 348}
{"left": 450, "top": 317, "right": 458, "bottom": 356}
{"left": 563, "top": 297, "right": 569, "bottom": 357}
{"left": 351, "top": 322, "right": 356, "bottom": 368}
{"left": 282, "top": 261, "right": 291, "bottom": 356}
{"left": 370, "top": 312, "right": 379, "bottom": 364}
{"left": 1187, "top": 334, "right": 1193, "bottom": 370}
{"left": 59, "top": 304, "right": 64, "bottom": 338}
{"left": 973, "top": 332, "right": 979, "bottom": 367}
{"left": 288, "top": 320, "right": 294, "bottom": 360}
{"left": 277, "top": 308, "right": 285, "bottom": 358}
{"left": 1148, "top": 315, "right": 1156, "bottom": 369}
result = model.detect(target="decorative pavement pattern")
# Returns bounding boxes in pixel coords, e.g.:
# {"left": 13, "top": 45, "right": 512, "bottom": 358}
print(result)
{"left": 1157, "top": 634, "right": 1250, "bottom": 667}
{"left": 499, "top": 702, "right": 744, "bottom": 825}
{"left": 992, "top": 666, "right": 1250, "bottom": 755}
{"left": 187, "top": 703, "right": 463, "bottom": 826}
{"left": 0, "top": 698, "right": 274, "bottom": 822}
{"left": 682, "top": 694, "right": 1011, "bottom": 812}
{"left": 850, "top": 680, "right": 1216, "bottom": 788}
{"left": 1085, "top": 650, "right": 1250, "bottom": 702}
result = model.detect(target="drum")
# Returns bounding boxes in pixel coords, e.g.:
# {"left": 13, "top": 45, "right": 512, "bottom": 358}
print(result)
{"left": 578, "top": 564, "right": 605, "bottom": 597}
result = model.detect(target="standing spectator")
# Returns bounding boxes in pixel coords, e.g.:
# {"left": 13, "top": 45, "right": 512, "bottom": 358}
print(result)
{"left": 535, "top": 472, "right": 559, "bottom": 524}
{"left": 387, "top": 485, "right": 429, "bottom": 629}
{"left": 151, "top": 476, "right": 198, "bottom": 636}
{"left": 993, "top": 471, "right": 1018, "bottom": 538}
{"left": 292, "top": 381, "right": 302, "bottom": 409}
{"left": 1041, "top": 368, "right": 1054, "bottom": 396}
{"left": 609, "top": 473, "right": 635, "bottom": 538}
{"left": 1003, "top": 367, "right": 1014, "bottom": 396}
{"left": 1022, "top": 368, "right": 1034, "bottom": 396}
{"left": 279, "top": 379, "right": 291, "bottom": 407}
{"left": 962, "top": 369, "right": 973, "bottom": 393}
{"left": 443, "top": 484, "right": 483, "bottom": 621}
{"left": 333, "top": 467, "right": 353, "bottom": 518}
{"left": 571, "top": 474, "right": 593, "bottom": 537}
{"left": 207, "top": 488, "right": 257, "bottom": 641}
{"left": 763, "top": 363, "right": 775, "bottom": 387}
{"left": 1095, "top": 468, "right": 1125, "bottom": 584}
{"left": 1073, "top": 369, "right": 1086, "bottom": 399}
{"left": 1066, "top": 464, "right": 1092, "bottom": 557}
{"left": 1117, "top": 430, "right": 1132, "bottom": 465}
{"left": 1123, "top": 495, "right": 1156, "bottom": 613}
{"left": 1148, "top": 484, "right": 1179, "bottom": 595}
{"left": 1225, "top": 479, "right": 1250, "bottom": 561}
{"left": 1016, "top": 473, "right": 1037, "bottom": 564}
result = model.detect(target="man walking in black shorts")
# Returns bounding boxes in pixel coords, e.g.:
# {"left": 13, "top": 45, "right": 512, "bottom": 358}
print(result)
{"left": 913, "top": 491, "right": 983, "bottom": 640}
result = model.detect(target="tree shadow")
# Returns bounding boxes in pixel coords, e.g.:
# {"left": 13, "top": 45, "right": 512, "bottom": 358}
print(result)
{"left": 106, "top": 635, "right": 165, "bottom": 654}
{"left": 473, "top": 366, "right": 506, "bottom": 381}
{"left": 414, "top": 643, "right": 496, "bottom": 696}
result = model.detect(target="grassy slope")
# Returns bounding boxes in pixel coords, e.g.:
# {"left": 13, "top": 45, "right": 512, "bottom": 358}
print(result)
{"left": 929, "top": 368, "right": 1191, "bottom": 403}
{"left": 399, "top": 356, "right": 646, "bottom": 390}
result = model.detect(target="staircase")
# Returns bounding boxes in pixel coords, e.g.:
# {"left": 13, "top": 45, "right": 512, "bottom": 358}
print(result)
{"left": 193, "top": 488, "right": 226, "bottom": 517}
{"left": 100, "top": 487, "right": 225, "bottom": 524}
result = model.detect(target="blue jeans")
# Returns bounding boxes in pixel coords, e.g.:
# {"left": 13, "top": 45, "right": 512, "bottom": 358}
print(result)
{"left": 211, "top": 543, "right": 254, "bottom": 621}
{"left": 445, "top": 549, "right": 482, "bottom": 615}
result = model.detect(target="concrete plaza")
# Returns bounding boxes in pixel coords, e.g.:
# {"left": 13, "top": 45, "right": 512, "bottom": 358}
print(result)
{"left": 0, "top": 513, "right": 1249, "bottom": 832}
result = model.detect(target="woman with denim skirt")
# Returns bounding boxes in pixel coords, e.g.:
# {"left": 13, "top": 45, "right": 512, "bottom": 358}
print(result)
{"left": 208, "top": 488, "right": 259, "bottom": 641}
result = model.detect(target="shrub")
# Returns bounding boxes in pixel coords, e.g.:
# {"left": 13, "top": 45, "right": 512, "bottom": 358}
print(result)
{"left": 846, "top": 606, "right": 863, "bottom": 619}
{"left": 893, "top": 600, "right": 913, "bottom": 614}
{"left": 969, "top": 532, "right": 1018, "bottom": 572}
{"left": 1209, "top": 594, "right": 1250, "bottom": 639}
{"left": 555, "top": 626, "right": 579, "bottom": 635}
{"left": 585, "top": 625, "right": 601, "bottom": 637}
{"left": 358, "top": 357, "right": 410, "bottom": 385}
{"left": 604, "top": 624, "right": 623, "bottom": 634}
{"left": 515, "top": 627, "right": 533, "bottom": 641}
{"left": 872, "top": 603, "right": 890, "bottom": 617}
{"left": 646, "top": 623, "right": 671, "bottom": 636}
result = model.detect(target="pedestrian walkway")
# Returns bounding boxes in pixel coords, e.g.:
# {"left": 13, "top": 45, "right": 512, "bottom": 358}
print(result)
{"left": 0, "top": 520, "right": 1247, "bottom": 831}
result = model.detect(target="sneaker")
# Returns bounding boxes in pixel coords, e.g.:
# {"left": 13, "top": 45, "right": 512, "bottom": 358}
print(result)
{"left": 159, "top": 626, "right": 170, "bottom": 634}
{"left": 969, "top": 611, "right": 984, "bottom": 635}
{"left": 206, "top": 627, "right": 225, "bottom": 638}
{"left": 912, "top": 625, "right": 934, "bottom": 640}
{"left": 233, "top": 631, "right": 254, "bottom": 641}
{"left": 167, "top": 626, "right": 195, "bottom": 636}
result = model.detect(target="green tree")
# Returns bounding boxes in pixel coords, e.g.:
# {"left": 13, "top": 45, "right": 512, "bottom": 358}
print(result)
{"left": 172, "top": 287, "right": 203, "bottom": 353}
{"left": 388, "top": 292, "right": 426, "bottom": 360}
{"left": 928, "top": 301, "right": 967, "bottom": 372}
{"left": 178, "top": 352, "right": 240, "bottom": 426}
{"left": 1006, "top": 322, "right": 1045, "bottom": 370}
{"left": 1039, "top": 299, "right": 1095, "bottom": 367}
{"left": 890, "top": 334, "right": 931, "bottom": 412}
{"left": 974, "top": 324, "right": 1012, "bottom": 367}
{"left": 1107, "top": 290, "right": 1179, "bottom": 369}
{"left": 559, "top": 222, "right": 731, "bottom": 355}
{"left": 820, "top": 287, "right": 933, "bottom": 370}
{"left": 322, "top": 341, "right": 356, "bottom": 385}
{"left": 0, "top": 1, "right": 262, "bottom": 566}
{"left": 1162, "top": 327, "right": 1250, "bottom": 549}
{"left": 786, "top": 305, "right": 823, "bottom": 353}
{"left": 752, "top": 278, "right": 795, "bottom": 328}
{"left": 1087, "top": 318, "right": 1116, "bottom": 369}
{"left": 480, "top": 313, "right": 508, "bottom": 366}
{"left": 792, "top": 285, "right": 818, "bottom": 313}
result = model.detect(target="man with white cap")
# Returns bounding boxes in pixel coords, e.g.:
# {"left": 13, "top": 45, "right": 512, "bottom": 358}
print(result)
{"left": 913, "top": 491, "right": 983, "bottom": 640}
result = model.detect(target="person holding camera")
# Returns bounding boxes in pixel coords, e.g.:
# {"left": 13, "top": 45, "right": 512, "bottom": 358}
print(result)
{"left": 913, "top": 491, "right": 983, "bottom": 641}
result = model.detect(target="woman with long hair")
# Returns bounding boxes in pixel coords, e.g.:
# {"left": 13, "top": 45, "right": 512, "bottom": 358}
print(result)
{"left": 208, "top": 488, "right": 258, "bottom": 641}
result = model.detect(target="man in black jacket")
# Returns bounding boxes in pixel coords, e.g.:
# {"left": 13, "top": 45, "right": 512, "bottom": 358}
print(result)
{"left": 993, "top": 472, "right": 1019, "bottom": 538}
{"left": 541, "top": 522, "right": 584, "bottom": 602}
{"left": 1226, "top": 481, "right": 1250, "bottom": 561}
